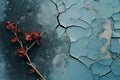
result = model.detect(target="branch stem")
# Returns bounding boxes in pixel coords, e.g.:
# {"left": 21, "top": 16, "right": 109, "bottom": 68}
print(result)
{"left": 12, "top": 30, "right": 45, "bottom": 80}
{"left": 26, "top": 40, "right": 37, "bottom": 52}
{"left": 12, "top": 30, "right": 23, "bottom": 48}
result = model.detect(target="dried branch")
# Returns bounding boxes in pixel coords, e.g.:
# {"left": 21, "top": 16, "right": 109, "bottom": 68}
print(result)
{"left": 6, "top": 21, "right": 45, "bottom": 80}
{"left": 26, "top": 40, "right": 37, "bottom": 52}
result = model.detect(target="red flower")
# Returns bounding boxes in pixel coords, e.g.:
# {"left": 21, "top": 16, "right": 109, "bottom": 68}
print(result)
{"left": 32, "top": 32, "right": 41, "bottom": 46}
{"left": 25, "top": 32, "right": 33, "bottom": 41}
{"left": 17, "top": 48, "right": 26, "bottom": 57}
{"left": 11, "top": 36, "right": 17, "bottom": 43}
{"left": 29, "top": 68, "right": 35, "bottom": 73}
{"left": 32, "top": 32, "right": 40, "bottom": 39}
{"left": 17, "top": 53, "right": 23, "bottom": 57}
{"left": 6, "top": 25, "right": 15, "bottom": 30}
{"left": 17, "top": 53, "right": 27, "bottom": 57}
{"left": 24, "top": 31, "right": 41, "bottom": 46}
{"left": 6, "top": 21, "right": 16, "bottom": 30}
{"left": 17, "top": 48, "right": 25, "bottom": 54}
{"left": 25, "top": 32, "right": 41, "bottom": 41}
{"left": 36, "top": 39, "right": 41, "bottom": 46}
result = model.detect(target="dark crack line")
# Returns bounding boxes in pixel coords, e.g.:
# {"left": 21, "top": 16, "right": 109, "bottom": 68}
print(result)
{"left": 69, "top": 54, "right": 96, "bottom": 80}
{"left": 50, "top": 0, "right": 79, "bottom": 30}
{"left": 50, "top": 0, "right": 93, "bottom": 42}
{"left": 69, "top": 54, "right": 87, "bottom": 67}
{"left": 50, "top": 0, "right": 66, "bottom": 29}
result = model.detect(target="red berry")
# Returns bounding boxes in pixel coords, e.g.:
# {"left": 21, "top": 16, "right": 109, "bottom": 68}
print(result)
{"left": 17, "top": 53, "right": 27, "bottom": 57}
{"left": 24, "top": 32, "right": 41, "bottom": 41}
{"left": 25, "top": 32, "right": 33, "bottom": 41}
{"left": 6, "top": 21, "right": 16, "bottom": 30}
{"left": 36, "top": 39, "right": 41, "bottom": 46}
{"left": 17, "top": 48, "right": 26, "bottom": 57}
{"left": 17, "top": 48, "right": 25, "bottom": 54}
{"left": 11, "top": 36, "right": 17, "bottom": 43}
{"left": 17, "top": 53, "right": 23, "bottom": 57}
{"left": 32, "top": 32, "right": 40, "bottom": 39}
{"left": 23, "top": 53, "right": 27, "bottom": 57}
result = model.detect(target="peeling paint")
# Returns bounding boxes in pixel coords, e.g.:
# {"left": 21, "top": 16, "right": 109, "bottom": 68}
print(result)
{"left": 99, "top": 19, "right": 112, "bottom": 58}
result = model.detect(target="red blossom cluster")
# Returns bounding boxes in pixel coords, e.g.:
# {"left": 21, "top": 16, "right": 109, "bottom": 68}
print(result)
{"left": 11, "top": 36, "right": 18, "bottom": 43}
{"left": 6, "top": 21, "right": 21, "bottom": 32}
{"left": 6, "top": 21, "right": 15, "bottom": 30}
{"left": 6, "top": 21, "right": 41, "bottom": 57}
{"left": 17, "top": 48, "right": 26, "bottom": 57}
{"left": 25, "top": 32, "right": 41, "bottom": 45}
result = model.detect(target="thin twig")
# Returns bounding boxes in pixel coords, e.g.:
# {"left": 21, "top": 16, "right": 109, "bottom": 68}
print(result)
{"left": 12, "top": 29, "right": 45, "bottom": 80}
{"left": 12, "top": 30, "right": 23, "bottom": 48}
{"left": 26, "top": 40, "right": 37, "bottom": 52}
{"left": 27, "top": 63, "right": 45, "bottom": 80}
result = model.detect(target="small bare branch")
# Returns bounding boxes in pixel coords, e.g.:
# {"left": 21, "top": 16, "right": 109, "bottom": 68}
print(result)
{"left": 26, "top": 40, "right": 37, "bottom": 52}
{"left": 9, "top": 22, "right": 45, "bottom": 80}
